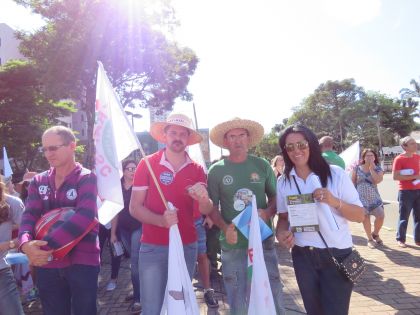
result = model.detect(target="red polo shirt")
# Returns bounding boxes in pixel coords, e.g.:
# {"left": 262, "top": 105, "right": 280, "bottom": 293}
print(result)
{"left": 392, "top": 153, "right": 420, "bottom": 190}
{"left": 133, "top": 149, "right": 207, "bottom": 245}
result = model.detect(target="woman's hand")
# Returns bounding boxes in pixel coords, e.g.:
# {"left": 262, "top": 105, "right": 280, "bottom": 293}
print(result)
{"left": 312, "top": 188, "right": 339, "bottom": 208}
{"left": 277, "top": 230, "right": 295, "bottom": 249}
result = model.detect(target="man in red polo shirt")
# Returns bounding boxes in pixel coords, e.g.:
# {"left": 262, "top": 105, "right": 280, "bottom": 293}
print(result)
{"left": 392, "top": 136, "right": 420, "bottom": 248}
{"left": 129, "top": 112, "right": 213, "bottom": 315}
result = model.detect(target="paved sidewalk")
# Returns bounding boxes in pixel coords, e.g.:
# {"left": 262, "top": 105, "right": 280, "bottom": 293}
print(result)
{"left": 24, "top": 221, "right": 420, "bottom": 314}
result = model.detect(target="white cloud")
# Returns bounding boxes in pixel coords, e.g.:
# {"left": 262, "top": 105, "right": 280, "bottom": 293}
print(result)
{"left": 321, "top": 0, "right": 382, "bottom": 26}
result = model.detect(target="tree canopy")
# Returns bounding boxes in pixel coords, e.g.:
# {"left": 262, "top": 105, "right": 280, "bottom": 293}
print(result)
{"left": 0, "top": 60, "right": 75, "bottom": 172}
{"left": 14, "top": 0, "right": 198, "bottom": 168}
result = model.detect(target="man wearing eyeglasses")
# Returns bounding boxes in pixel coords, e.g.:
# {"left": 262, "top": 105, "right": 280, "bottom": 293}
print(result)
{"left": 18, "top": 125, "right": 100, "bottom": 315}
{"left": 207, "top": 118, "right": 285, "bottom": 315}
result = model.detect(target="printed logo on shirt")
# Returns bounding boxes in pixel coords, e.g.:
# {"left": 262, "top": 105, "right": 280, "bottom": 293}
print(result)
{"left": 222, "top": 175, "right": 233, "bottom": 185}
{"left": 38, "top": 185, "right": 49, "bottom": 195}
{"left": 250, "top": 172, "right": 261, "bottom": 183}
{"left": 160, "top": 171, "right": 174, "bottom": 185}
{"left": 233, "top": 188, "right": 253, "bottom": 211}
{"left": 38, "top": 185, "right": 50, "bottom": 201}
{"left": 66, "top": 189, "right": 78, "bottom": 200}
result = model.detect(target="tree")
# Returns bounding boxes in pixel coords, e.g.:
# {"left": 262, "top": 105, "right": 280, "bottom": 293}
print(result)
{"left": 249, "top": 119, "right": 288, "bottom": 160}
{"left": 0, "top": 60, "right": 74, "bottom": 172}
{"left": 288, "top": 79, "right": 365, "bottom": 151}
{"left": 14, "top": 0, "right": 198, "bottom": 168}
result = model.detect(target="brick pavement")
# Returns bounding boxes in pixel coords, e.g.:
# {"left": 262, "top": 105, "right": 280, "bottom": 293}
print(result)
{"left": 24, "top": 221, "right": 420, "bottom": 314}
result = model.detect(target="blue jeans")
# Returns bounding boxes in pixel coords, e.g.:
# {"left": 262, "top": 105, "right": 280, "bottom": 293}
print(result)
{"left": 292, "top": 246, "right": 353, "bottom": 315}
{"left": 139, "top": 242, "right": 197, "bottom": 315}
{"left": 35, "top": 264, "right": 99, "bottom": 315}
{"left": 397, "top": 189, "right": 420, "bottom": 243}
{"left": 221, "top": 237, "right": 285, "bottom": 315}
{"left": 120, "top": 227, "right": 142, "bottom": 303}
{"left": 0, "top": 267, "right": 24, "bottom": 315}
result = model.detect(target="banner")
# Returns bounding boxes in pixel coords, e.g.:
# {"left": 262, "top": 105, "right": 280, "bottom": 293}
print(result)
{"left": 93, "top": 61, "right": 140, "bottom": 224}
{"left": 3, "top": 147, "right": 13, "bottom": 179}
{"left": 247, "top": 195, "right": 276, "bottom": 315}
{"left": 339, "top": 141, "right": 360, "bottom": 175}
{"left": 160, "top": 203, "right": 199, "bottom": 315}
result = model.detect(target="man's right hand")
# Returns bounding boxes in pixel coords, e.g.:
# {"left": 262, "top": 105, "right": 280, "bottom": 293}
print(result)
{"left": 162, "top": 209, "right": 178, "bottom": 228}
{"left": 21, "top": 240, "right": 53, "bottom": 266}
{"left": 225, "top": 224, "right": 238, "bottom": 245}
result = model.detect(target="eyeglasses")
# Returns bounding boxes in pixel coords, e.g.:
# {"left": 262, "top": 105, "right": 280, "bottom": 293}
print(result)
{"left": 284, "top": 140, "right": 309, "bottom": 152}
{"left": 124, "top": 167, "right": 136, "bottom": 172}
{"left": 39, "top": 144, "right": 67, "bottom": 153}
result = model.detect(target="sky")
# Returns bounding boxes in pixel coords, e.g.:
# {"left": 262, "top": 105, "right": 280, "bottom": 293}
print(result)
{"left": 2, "top": 0, "right": 420, "bottom": 158}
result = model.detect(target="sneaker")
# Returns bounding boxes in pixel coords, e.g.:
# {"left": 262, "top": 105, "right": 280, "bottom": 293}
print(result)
{"left": 106, "top": 280, "right": 117, "bottom": 291}
{"left": 204, "top": 289, "right": 219, "bottom": 308}
{"left": 129, "top": 302, "right": 142, "bottom": 314}
{"left": 367, "top": 240, "right": 376, "bottom": 249}
{"left": 26, "top": 287, "right": 39, "bottom": 302}
{"left": 397, "top": 241, "right": 407, "bottom": 248}
{"left": 125, "top": 293, "right": 134, "bottom": 302}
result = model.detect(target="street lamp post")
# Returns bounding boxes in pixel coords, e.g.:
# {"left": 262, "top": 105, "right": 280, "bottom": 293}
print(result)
{"left": 125, "top": 110, "right": 143, "bottom": 161}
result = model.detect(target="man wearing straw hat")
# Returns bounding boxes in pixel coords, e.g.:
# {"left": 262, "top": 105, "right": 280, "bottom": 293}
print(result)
{"left": 207, "top": 118, "right": 285, "bottom": 315}
{"left": 129, "top": 112, "right": 214, "bottom": 315}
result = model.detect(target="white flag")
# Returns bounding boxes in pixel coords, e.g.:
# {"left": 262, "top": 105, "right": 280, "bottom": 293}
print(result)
{"left": 93, "top": 62, "right": 140, "bottom": 225}
{"left": 248, "top": 195, "right": 276, "bottom": 315}
{"left": 339, "top": 141, "right": 360, "bottom": 175}
{"left": 160, "top": 204, "right": 199, "bottom": 315}
{"left": 2, "top": 147, "right": 13, "bottom": 179}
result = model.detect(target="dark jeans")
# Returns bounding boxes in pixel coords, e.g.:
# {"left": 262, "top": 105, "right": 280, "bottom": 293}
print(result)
{"left": 206, "top": 225, "right": 220, "bottom": 269}
{"left": 292, "top": 246, "right": 353, "bottom": 315}
{"left": 35, "top": 264, "right": 99, "bottom": 315}
{"left": 99, "top": 224, "right": 122, "bottom": 279}
{"left": 397, "top": 189, "right": 420, "bottom": 243}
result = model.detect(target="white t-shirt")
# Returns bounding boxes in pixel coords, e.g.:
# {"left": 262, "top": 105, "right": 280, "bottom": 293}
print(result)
{"left": 277, "top": 166, "right": 362, "bottom": 249}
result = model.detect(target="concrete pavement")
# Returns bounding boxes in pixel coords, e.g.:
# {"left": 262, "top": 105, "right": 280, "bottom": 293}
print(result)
{"left": 24, "top": 219, "right": 420, "bottom": 314}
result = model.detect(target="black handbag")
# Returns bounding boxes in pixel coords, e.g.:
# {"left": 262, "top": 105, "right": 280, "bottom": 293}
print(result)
{"left": 318, "top": 231, "right": 366, "bottom": 283}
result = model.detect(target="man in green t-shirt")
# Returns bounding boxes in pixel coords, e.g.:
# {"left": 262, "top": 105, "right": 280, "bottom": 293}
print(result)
{"left": 207, "top": 118, "right": 285, "bottom": 315}
{"left": 319, "top": 136, "right": 345, "bottom": 169}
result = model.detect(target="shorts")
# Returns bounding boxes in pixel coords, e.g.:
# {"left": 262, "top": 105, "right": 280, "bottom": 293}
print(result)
{"left": 365, "top": 205, "right": 385, "bottom": 218}
{"left": 194, "top": 217, "right": 207, "bottom": 254}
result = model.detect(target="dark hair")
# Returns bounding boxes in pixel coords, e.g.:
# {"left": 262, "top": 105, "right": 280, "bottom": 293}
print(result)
{"left": 278, "top": 124, "right": 332, "bottom": 187}
{"left": 122, "top": 159, "right": 137, "bottom": 170}
{"left": 361, "top": 148, "right": 379, "bottom": 166}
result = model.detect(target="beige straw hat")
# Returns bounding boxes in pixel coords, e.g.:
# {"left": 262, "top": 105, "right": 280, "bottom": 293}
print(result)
{"left": 210, "top": 118, "right": 264, "bottom": 149}
{"left": 150, "top": 112, "right": 203, "bottom": 145}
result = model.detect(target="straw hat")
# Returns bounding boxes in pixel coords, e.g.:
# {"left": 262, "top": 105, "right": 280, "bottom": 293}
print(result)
{"left": 210, "top": 118, "right": 264, "bottom": 149}
{"left": 150, "top": 112, "right": 203, "bottom": 145}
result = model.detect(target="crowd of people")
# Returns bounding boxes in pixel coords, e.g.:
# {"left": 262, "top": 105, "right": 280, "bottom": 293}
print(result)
{"left": 0, "top": 112, "right": 419, "bottom": 315}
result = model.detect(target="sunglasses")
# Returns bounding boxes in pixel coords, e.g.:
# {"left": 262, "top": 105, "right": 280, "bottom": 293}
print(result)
{"left": 39, "top": 144, "right": 67, "bottom": 153}
{"left": 284, "top": 140, "right": 309, "bottom": 152}
{"left": 124, "top": 167, "right": 136, "bottom": 172}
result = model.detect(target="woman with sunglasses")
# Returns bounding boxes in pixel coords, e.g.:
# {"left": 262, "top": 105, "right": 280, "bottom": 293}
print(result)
{"left": 276, "top": 124, "right": 364, "bottom": 315}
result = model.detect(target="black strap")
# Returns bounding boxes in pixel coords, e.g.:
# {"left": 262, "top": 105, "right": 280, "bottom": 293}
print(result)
{"left": 292, "top": 176, "right": 339, "bottom": 265}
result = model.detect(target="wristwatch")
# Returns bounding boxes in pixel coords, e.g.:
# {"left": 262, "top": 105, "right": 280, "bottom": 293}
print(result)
{"left": 9, "top": 240, "right": 16, "bottom": 250}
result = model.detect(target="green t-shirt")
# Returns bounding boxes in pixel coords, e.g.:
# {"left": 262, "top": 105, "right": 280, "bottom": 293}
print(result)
{"left": 322, "top": 150, "right": 345, "bottom": 169}
{"left": 207, "top": 155, "right": 276, "bottom": 249}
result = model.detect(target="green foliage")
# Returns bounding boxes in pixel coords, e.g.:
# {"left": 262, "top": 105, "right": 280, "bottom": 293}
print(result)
{"left": 287, "top": 79, "right": 419, "bottom": 154}
{"left": 14, "top": 0, "right": 198, "bottom": 168}
{"left": 0, "top": 60, "right": 74, "bottom": 171}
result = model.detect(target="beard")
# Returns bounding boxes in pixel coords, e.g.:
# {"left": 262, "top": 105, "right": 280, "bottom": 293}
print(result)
{"left": 168, "top": 140, "right": 186, "bottom": 153}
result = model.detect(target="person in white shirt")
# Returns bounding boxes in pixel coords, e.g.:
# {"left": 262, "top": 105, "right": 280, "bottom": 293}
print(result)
{"left": 276, "top": 124, "right": 364, "bottom": 315}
